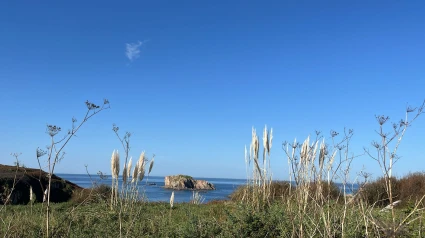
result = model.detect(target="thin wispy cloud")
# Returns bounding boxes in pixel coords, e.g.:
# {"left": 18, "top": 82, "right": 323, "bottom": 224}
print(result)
{"left": 125, "top": 41, "right": 143, "bottom": 62}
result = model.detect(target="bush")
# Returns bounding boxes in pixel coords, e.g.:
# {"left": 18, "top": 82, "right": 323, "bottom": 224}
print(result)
{"left": 359, "top": 173, "right": 425, "bottom": 208}
{"left": 230, "top": 181, "right": 341, "bottom": 204}
{"left": 229, "top": 181, "right": 294, "bottom": 202}
{"left": 71, "top": 184, "right": 111, "bottom": 204}
{"left": 229, "top": 185, "right": 250, "bottom": 201}
{"left": 223, "top": 203, "right": 285, "bottom": 237}
{"left": 269, "top": 181, "right": 294, "bottom": 200}
{"left": 307, "top": 181, "right": 342, "bottom": 202}
{"left": 360, "top": 177, "right": 400, "bottom": 207}
{"left": 399, "top": 172, "right": 425, "bottom": 207}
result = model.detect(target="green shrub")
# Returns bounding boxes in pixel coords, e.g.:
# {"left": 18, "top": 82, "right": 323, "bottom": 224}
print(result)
{"left": 223, "top": 203, "right": 285, "bottom": 237}
{"left": 269, "top": 181, "right": 294, "bottom": 199}
{"left": 230, "top": 181, "right": 341, "bottom": 205}
{"left": 307, "top": 181, "right": 342, "bottom": 201}
{"left": 70, "top": 184, "right": 111, "bottom": 204}
{"left": 399, "top": 172, "right": 425, "bottom": 207}
{"left": 359, "top": 173, "right": 425, "bottom": 208}
{"left": 360, "top": 177, "right": 400, "bottom": 207}
{"left": 229, "top": 181, "right": 294, "bottom": 202}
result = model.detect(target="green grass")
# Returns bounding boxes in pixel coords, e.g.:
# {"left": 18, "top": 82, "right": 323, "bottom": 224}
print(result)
{"left": 2, "top": 197, "right": 424, "bottom": 237}
{"left": 1, "top": 201, "right": 230, "bottom": 237}
{"left": 2, "top": 101, "right": 425, "bottom": 237}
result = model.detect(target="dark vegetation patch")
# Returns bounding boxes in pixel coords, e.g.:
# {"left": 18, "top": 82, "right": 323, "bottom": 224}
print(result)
{"left": 360, "top": 172, "right": 425, "bottom": 208}
{"left": 0, "top": 164, "right": 82, "bottom": 205}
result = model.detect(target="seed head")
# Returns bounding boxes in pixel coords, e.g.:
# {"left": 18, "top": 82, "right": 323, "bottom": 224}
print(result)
{"left": 251, "top": 127, "right": 259, "bottom": 160}
{"left": 170, "top": 191, "right": 175, "bottom": 208}
{"left": 301, "top": 136, "right": 310, "bottom": 163}
{"left": 122, "top": 163, "right": 128, "bottom": 183}
{"left": 319, "top": 140, "right": 326, "bottom": 170}
{"left": 263, "top": 125, "right": 268, "bottom": 154}
{"left": 132, "top": 161, "right": 139, "bottom": 183}
{"left": 138, "top": 152, "right": 146, "bottom": 181}
{"left": 111, "top": 150, "right": 120, "bottom": 179}
{"left": 269, "top": 128, "right": 273, "bottom": 154}
{"left": 148, "top": 155, "right": 155, "bottom": 175}
{"left": 29, "top": 186, "right": 35, "bottom": 203}
{"left": 127, "top": 157, "right": 132, "bottom": 179}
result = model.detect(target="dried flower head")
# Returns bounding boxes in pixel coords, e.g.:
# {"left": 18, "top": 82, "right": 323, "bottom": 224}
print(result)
{"left": 138, "top": 152, "right": 146, "bottom": 181}
{"left": 29, "top": 186, "right": 35, "bottom": 203}
{"left": 148, "top": 155, "right": 155, "bottom": 175}
{"left": 111, "top": 150, "right": 120, "bottom": 179}
{"left": 122, "top": 163, "right": 128, "bottom": 184}
{"left": 132, "top": 161, "right": 139, "bottom": 183}
{"left": 251, "top": 127, "right": 259, "bottom": 160}
{"left": 269, "top": 128, "right": 273, "bottom": 153}
{"left": 300, "top": 136, "right": 310, "bottom": 163}
{"left": 170, "top": 191, "right": 175, "bottom": 208}
{"left": 263, "top": 125, "right": 269, "bottom": 155}
{"left": 318, "top": 140, "right": 326, "bottom": 170}
{"left": 262, "top": 126, "right": 273, "bottom": 156}
{"left": 127, "top": 157, "right": 132, "bottom": 179}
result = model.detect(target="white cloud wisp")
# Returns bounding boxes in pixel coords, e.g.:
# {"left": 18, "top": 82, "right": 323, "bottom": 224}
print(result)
{"left": 125, "top": 41, "right": 143, "bottom": 62}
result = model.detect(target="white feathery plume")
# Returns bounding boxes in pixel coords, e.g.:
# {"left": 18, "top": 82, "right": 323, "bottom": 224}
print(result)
{"left": 138, "top": 152, "right": 146, "bottom": 181}
{"left": 170, "top": 191, "right": 175, "bottom": 208}
{"left": 29, "top": 185, "right": 35, "bottom": 204}
{"left": 122, "top": 161, "right": 128, "bottom": 184}
{"left": 111, "top": 150, "right": 120, "bottom": 179}
{"left": 132, "top": 161, "right": 139, "bottom": 183}
{"left": 148, "top": 155, "right": 155, "bottom": 175}
{"left": 263, "top": 125, "right": 268, "bottom": 155}
{"left": 127, "top": 157, "right": 133, "bottom": 179}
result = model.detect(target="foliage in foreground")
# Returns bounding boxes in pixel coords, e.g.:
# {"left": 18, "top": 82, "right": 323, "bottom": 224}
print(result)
{"left": 360, "top": 172, "right": 425, "bottom": 208}
{"left": 2, "top": 99, "right": 425, "bottom": 237}
{"left": 1, "top": 199, "right": 425, "bottom": 238}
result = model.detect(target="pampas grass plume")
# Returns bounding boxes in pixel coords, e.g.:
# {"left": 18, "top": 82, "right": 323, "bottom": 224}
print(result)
{"left": 170, "top": 191, "right": 175, "bottom": 208}
{"left": 148, "top": 155, "right": 155, "bottom": 175}
{"left": 251, "top": 127, "right": 259, "bottom": 160}
{"left": 122, "top": 162, "right": 128, "bottom": 184}
{"left": 269, "top": 128, "right": 273, "bottom": 154}
{"left": 263, "top": 125, "right": 268, "bottom": 154}
{"left": 30, "top": 185, "right": 35, "bottom": 204}
{"left": 132, "top": 161, "right": 139, "bottom": 183}
{"left": 111, "top": 150, "right": 120, "bottom": 179}
{"left": 138, "top": 152, "right": 146, "bottom": 181}
{"left": 127, "top": 157, "right": 132, "bottom": 179}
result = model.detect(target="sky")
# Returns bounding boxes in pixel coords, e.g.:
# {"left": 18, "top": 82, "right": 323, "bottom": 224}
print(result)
{"left": 1, "top": 1, "right": 424, "bottom": 181}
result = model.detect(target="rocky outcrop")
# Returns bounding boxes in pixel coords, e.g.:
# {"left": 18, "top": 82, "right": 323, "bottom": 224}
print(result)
{"left": 164, "top": 175, "right": 215, "bottom": 190}
{"left": 0, "top": 164, "right": 82, "bottom": 205}
{"left": 194, "top": 180, "right": 215, "bottom": 190}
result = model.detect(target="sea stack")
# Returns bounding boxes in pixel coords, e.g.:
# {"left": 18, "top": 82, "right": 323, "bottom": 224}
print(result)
{"left": 164, "top": 175, "right": 215, "bottom": 190}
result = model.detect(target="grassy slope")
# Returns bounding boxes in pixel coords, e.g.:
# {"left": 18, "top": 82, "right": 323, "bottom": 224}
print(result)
{"left": 1, "top": 199, "right": 424, "bottom": 237}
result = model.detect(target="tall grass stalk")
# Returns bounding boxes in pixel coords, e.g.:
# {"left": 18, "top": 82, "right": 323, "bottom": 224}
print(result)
{"left": 281, "top": 129, "right": 358, "bottom": 237}
{"left": 364, "top": 100, "right": 425, "bottom": 237}
{"left": 170, "top": 191, "right": 175, "bottom": 209}
{"left": 110, "top": 150, "right": 120, "bottom": 210}
{"left": 34, "top": 99, "right": 109, "bottom": 238}
{"left": 111, "top": 124, "right": 155, "bottom": 238}
{"left": 242, "top": 125, "right": 273, "bottom": 210}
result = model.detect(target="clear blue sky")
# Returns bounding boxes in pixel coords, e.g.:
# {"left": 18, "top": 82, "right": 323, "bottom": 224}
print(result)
{"left": 1, "top": 1, "right": 424, "bottom": 181}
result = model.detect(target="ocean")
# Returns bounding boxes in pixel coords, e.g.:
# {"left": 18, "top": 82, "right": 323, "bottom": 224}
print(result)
{"left": 57, "top": 174, "right": 359, "bottom": 203}
{"left": 57, "top": 174, "right": 247, "bottom": 203}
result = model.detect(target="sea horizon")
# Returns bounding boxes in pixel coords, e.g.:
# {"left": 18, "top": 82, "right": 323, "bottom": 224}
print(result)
{"left": 57, "top": 173, "right": 359, "bottom": 203}
{"left": 57, "top": 173, "right": 247, "bottom": 203}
